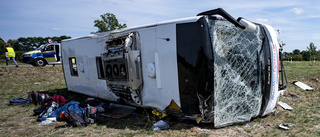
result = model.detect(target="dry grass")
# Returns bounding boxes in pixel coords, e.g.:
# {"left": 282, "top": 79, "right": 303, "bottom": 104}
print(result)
{"left": 0, "top": 61, "right": 319, "bottom": 136}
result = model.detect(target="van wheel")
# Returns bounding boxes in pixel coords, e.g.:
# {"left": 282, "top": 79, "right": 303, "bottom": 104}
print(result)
{"left": 34, "top": 59, "right": 46, "bottom": 66}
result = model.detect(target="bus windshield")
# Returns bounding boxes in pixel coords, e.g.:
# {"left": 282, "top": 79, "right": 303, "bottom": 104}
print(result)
{"left": 208, "top": 18, "right": 266, "bottom": 127}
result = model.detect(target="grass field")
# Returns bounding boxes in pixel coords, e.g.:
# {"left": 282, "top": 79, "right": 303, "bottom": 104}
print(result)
{"left": 0, "top": 61, "right": 319, "bottom": 136}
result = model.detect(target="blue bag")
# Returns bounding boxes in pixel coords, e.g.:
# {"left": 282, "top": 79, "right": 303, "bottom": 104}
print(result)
{"left": 10, "top": 97, "right": 29, "bottom": 105}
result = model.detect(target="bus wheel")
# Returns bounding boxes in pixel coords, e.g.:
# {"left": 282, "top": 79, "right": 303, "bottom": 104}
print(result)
{"left": 34, "top": 59, "right": 46, "bottom": 67}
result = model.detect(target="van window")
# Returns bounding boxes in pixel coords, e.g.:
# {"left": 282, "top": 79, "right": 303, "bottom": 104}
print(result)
{"left": 96, "top": 57, "right": 105, "bottom": 79}
{"left": 44, "top": 44, "right": 54, "bottom": 51}
{"left": 69, "top": 57, "right": 78, "bottom": 76}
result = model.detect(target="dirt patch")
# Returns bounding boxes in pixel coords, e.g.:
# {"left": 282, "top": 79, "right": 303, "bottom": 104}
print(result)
{"left": 170, "top": 122, "right": 194, "bottom": 130}
{"left": 283, "top": 90, "right": 301, "bottom": 99}
{"left": 310, "top": 77, "right": 320, "bottom": 87}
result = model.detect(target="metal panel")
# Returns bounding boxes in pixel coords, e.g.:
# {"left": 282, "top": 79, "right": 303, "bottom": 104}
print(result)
{"left": 61, "top": 36, "right": 119, "bottom": 102}
{"left": 261, "top": 25, "right": 280, "bottom": 116}
{"left": 126, "top": 50, "right": 143, "bottom": 90}
{"left": 155, "top": 24, "right": 181, "bottom": 109}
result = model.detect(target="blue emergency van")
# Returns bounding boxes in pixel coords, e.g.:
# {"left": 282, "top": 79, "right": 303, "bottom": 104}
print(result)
{"left": 21, "top": 43, "right": 61, "bottom": 66}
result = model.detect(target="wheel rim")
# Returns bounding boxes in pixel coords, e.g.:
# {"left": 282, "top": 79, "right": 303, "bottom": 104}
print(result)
{"left": 37, "top": 59, "right": 44, "bottom": 66}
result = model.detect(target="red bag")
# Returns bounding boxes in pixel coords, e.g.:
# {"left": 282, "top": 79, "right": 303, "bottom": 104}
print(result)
{"left": 52, "top": 95, "right": 67, "bottom": 105}
{"left": 28, "top": 91, "right": 51, "bottom": 106}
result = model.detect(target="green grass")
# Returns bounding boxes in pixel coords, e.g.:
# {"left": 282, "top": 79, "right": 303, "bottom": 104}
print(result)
{"left": 262, "top": 61, "right": 320, "bottom": 136}
{"left": 0, "top": 61, "right": 319, "bottom": 136}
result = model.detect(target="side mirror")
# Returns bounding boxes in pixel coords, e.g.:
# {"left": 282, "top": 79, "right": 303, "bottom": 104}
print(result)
{"left": 237, "top": 18, "right": 256, "bottom": 33}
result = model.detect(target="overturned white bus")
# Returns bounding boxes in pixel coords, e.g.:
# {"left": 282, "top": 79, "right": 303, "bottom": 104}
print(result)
{"left": 61, "top": 8, "right": 287, "bottom": 128}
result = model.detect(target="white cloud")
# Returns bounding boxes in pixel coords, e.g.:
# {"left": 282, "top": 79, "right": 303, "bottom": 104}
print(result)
{"left": 290, "top": 8, "right": 304, "bottom": 15}
{"left": 255, "top": 18, "right": 270, "bottom": 24}
{"left": 52, "top": 28, "right": 66, "bottom": 31}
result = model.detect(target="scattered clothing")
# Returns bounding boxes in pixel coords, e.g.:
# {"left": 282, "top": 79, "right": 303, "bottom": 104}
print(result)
{"left": 33, "top": 106, "right": 47, "bottom": 116}
{"left": 28, "top": 91, "right": 51, "bottom": 106}
{"left": 59, "top": 109, "right": 87, "bottom": 127}
{"left": 11, "top": 93, "right": 101, "bottom": 127}
{"left": 52, "top": 95, "right": 67, "bottom": 106}
{"left": 38, "top": 117, "right": 56, "bottom": 125}
{"left": 40, "top": 101, "right": 86, "bottom": 121}
{"left": 39, "top": 102, "right": 59, "bottom": 118}
{"left": 10, "top": 97, "right": 29, "bottom": 105}
{"left": 152, "top": 120, "right": 170, "bottom": 131}
{"left": 52, "top": 95, "right": 67, "bottom": 104}
{"left": 83, "top": 104, "right": 98, "bottom": 124}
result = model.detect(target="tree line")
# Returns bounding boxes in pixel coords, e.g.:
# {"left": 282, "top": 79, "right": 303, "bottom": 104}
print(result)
{"left": 1, "top": 13, "right": 127, "bottom": 60}
{"left": 0, "top": 36, "right": 71, "bottom": 59}
{"left": 284, "top": 42, "right": 320, "bottom": 61}
{"left": 0, "top": 36, "right": 71, "bottom": 52}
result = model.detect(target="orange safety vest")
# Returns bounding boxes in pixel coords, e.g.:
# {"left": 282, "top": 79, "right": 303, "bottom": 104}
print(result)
{"left": 6, "top": 47, "right": 15, "bottom": 57}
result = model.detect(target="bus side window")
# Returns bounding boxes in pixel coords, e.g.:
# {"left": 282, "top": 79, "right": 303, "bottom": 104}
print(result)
{"left": 96, "top": 57, "right": 105, "bottom": 79}
{"left": 69, "top": 57, "right": 78, "bottom": 76}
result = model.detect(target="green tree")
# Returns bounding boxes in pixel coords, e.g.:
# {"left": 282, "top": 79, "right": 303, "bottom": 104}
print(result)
{"left": 307, "top": 42, "right": 317, "bottom": 56}
{"left": 16, "top": 36, "right": 71, "bottom": 50}
{"left": 292, "top": 49, "right": 300, "bottom": 55}
{"left": 0, "top": 38, "right": 5, "bottom": 56}
{"left": 50, "top": 35, "right": 71, "bottom": 43}
{"left": 1, "top": 36, "right": 71, "bottom": 56}
{"left": 92, "top": 13, "right": 127, "bottom": 33}
{"left": 7, "top": 39, "right": 21, "bottom": 51}
{"left": 17, "top": 37, "right": 34, "bottom": 51}
{"left": 301, "top": 50, "right": 311, "bottom": 61}
{"left": 292, "top": 54, "right": 303, "bottom": 61}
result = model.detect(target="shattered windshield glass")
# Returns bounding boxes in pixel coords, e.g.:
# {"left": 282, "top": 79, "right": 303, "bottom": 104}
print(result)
{"left": 208, "top": 18, "right": 265, "bottom": 127}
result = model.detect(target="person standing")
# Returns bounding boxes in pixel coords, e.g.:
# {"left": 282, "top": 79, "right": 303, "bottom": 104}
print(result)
{"left": 5, "top": 43, "right": 18, "bottom": 67}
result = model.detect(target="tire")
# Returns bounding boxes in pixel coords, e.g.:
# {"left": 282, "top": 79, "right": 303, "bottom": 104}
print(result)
{"left": 34, "top": 59, "right": 46, "bottom": 66}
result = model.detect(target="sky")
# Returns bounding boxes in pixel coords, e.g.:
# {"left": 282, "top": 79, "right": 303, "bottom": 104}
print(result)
{"left": 0, "top": 0, "right": 319, "bottom": 52}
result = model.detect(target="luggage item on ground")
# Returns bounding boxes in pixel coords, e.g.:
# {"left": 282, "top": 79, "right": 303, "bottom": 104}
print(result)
{"left": 10, "top": 97, "right": 29, "bottom": 105}
{"left": 33, "top": 106, "right": 47, "bottom": 116}
{"left": 39, "top": 102, "right": 59, "bottom": 118}
{"left": 59, "top": 109, "right": 87, "bottom": 127}
{"left": 52, "top": 95, "right": 67, "bottom": 106}
{"left": 84, "top": 104, "right": 98, "bottom": 124}
{"left": 28, "top": 91, "right": 51, "bottom": 106}
{"left": 40, "top": 101, "right": 86, "bottom": 121}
